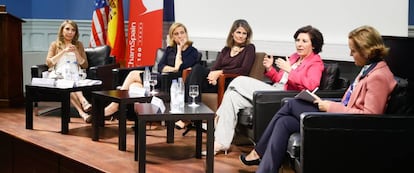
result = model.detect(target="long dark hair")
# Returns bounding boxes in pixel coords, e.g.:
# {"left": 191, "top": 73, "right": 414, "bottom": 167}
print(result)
{"left": 225, "top": 19, "right": 253, "bottom": 48}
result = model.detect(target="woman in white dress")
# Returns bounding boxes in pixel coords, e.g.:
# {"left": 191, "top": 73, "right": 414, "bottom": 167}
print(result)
{"left": 45, "top": 20, "right": 92, "bottom": 123}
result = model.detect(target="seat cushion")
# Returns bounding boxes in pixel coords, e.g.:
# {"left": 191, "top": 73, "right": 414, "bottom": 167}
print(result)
{"left": 201, "top": 93, "right": 218, "bottom": 112}
{"left": 249, "top": 52, "right": 266, "bottom": 81}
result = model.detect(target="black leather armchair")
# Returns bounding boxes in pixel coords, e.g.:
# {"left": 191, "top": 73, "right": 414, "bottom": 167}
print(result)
{"left": 30, "top": 45, "right": 120, "bottom": 90}
{"left": 299, "top": 112, "right": 414, "bottom": 173}
{"left": 236, "top": 62, "right": 351, "bottom": 144}
{"left": 289, "top": 76, "right": 414, "bottom": 173}
{"left": 85, "top": 45, "right": 120, "bottom": 90}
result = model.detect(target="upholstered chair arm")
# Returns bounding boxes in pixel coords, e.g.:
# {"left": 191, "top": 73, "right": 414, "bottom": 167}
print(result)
{"left": 182, "top": 68, "right": 192, "bottom": 83}
{"left": 88, "top": 63, "right": 120, "bottom": 90}
{"left": 217, "top": 73, "right": 241, "bottom": 106}
{"left": 31, "top": 64, "right": 48, "bottom": 78}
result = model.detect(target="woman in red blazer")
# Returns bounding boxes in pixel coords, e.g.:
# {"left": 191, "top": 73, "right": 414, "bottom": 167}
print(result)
{"left": 240, "top": 25, "right": 397, "bottom": 173}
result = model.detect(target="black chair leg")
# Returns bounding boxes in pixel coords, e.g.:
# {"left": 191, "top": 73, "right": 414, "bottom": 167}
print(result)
{"left": 182, "top": 123, "right": 194, "bottom": 136}
{"left": 182, "top": 122, "right": 207, "bottom": 136}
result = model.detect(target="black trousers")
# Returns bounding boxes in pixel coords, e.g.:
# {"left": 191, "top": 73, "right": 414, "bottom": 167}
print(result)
{"left": 184, "top": 64, "right": 218, "bottom": 102}
{"left": 255, "top": 98, "right": 319, "bottom": 173}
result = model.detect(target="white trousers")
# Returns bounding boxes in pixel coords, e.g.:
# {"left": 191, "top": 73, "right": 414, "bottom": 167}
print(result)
{"left": 215, "top": 76, "right": 282, "bottom": 148}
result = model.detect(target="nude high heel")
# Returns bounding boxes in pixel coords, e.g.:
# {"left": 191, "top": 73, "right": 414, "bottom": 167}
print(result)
{"left": 80, "top": 113, "right": 92, "bottom": 124}
{"left": 82, "top": 100, "right": 92, "bottom": 112}
{"left": 201, "top": 142, "right": 229, "bottom": 156}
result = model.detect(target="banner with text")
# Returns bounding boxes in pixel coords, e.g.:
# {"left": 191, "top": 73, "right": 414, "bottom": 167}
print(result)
{"left": 126, "top": 0, "right": 163, "bottom": 67}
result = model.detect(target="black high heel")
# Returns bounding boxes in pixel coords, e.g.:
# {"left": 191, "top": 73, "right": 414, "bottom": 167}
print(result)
{"left": 239, "top": 153, "right": 260, "bottom": 166}
{"left": 104, "top": 111, "right": 119, "bottom": 121}
{"left": 182, "top": 122, "right": 207, "bottom": 136}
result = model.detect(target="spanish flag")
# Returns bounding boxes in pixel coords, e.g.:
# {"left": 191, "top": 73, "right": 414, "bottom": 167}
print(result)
{"left": 107, "top": 0, "right": 126, "bottom": 66}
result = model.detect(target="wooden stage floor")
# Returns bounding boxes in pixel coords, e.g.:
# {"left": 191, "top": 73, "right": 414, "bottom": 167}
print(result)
{"left": 0, "top": 103, "right": 294, "bottom": 173}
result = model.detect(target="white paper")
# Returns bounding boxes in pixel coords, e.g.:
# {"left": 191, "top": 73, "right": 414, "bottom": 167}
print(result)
{"left": 128, "top": 86, "right": 146, "bottom": 97}
{"left": 31, "top": 78, "right": 55, "bottom": 87}
{"left": 75, "top": 79, "right": 102, "bottom": 87}
{"left": 55, "top": 79, "right": 75, "bottom": 88}
{"left": 151, "top": 96, "right": 166, "bottom": 113}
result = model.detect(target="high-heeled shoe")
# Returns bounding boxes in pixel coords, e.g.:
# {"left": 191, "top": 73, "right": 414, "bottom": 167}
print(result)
{"left": 175, "top": 120, "right": 187, "bottom": 130}
{"left": 104, "top": 106, "right": 118, "bottom": 121}
{"left": 201, "top": 142, "right": 229, "bottom": 156}
{"left": 239, "top": 153, "right": 260, "bottom": 166}
{"left": 80, "top": 113, "right": 92, "bottom": 124}
{"left": 104, "top": 111, "right": 118, "bottom": 121}
{"left": 82, "top": 101, "right": 92, "bottom": 112}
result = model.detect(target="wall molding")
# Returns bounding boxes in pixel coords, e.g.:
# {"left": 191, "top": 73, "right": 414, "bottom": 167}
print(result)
{"left": 22, "top": 19, "right": 132, "bottom": 52}
{"left": 22, "top": 19, "right": 414, "bottom": 59}
{"left": 21, "top": 19, "right": 351, "bottom": 61}
{"left": 22, "top": 19, "right": 92, "bottom": 52}
{"left": 191, "top": 37, "right": 352, "bottom": 62}
{"left": 18, "top": 20, "right": 414, "bottom": 91}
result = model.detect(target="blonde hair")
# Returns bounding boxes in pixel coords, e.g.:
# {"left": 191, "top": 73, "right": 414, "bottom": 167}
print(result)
{"left": 168, "top": 22, "right": 193, "bottom": 47}
{"left": 348, "top": 25, "right": 389, "bottom": 60}
{"left": 56, "top": 20, "right": 81, "bottom": 50}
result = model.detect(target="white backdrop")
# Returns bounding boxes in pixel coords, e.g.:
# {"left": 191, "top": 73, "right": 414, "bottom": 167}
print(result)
{"left": 175, "top": 0, "right": 408, "bottom": 61}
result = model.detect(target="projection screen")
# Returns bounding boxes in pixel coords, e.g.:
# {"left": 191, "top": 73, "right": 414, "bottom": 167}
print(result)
{"left": 175, "top": 0, "right": 408, "bottom": 61}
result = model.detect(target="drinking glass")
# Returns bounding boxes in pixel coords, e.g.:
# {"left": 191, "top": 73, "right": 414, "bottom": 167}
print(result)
{"left": 79, "top": 69, "right": 87, "bottom": 80}
{"left": 189, "top": 85, "right": 199, "bottom": 107}
{"left": 149, "top": 74, "right": 158, "bottom": 94}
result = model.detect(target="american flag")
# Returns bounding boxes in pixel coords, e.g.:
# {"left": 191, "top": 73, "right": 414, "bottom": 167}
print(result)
{"left": 89, "top": 0, "right": 109, "bottom": 47}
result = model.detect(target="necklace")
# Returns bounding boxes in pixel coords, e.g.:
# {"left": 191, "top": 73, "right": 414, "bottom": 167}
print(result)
{"left": 231, "top": 46, "right": 243, "bottom": 57}
{"left": 296, "top": 57, "right": 304, "bottom": 65}
{"left": 232, "top": 46, "right": 241, "bottom": 53}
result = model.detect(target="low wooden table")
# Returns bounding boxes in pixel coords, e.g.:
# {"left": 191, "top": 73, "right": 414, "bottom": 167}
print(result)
{"left": 134, "top": 103, "right": 214, "bottom": 173}
{"left": 91, "top": 90, "right": 166, "bottom": 151}
{"left": 25, "top": 84, "right": 103, "bottom": 134}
